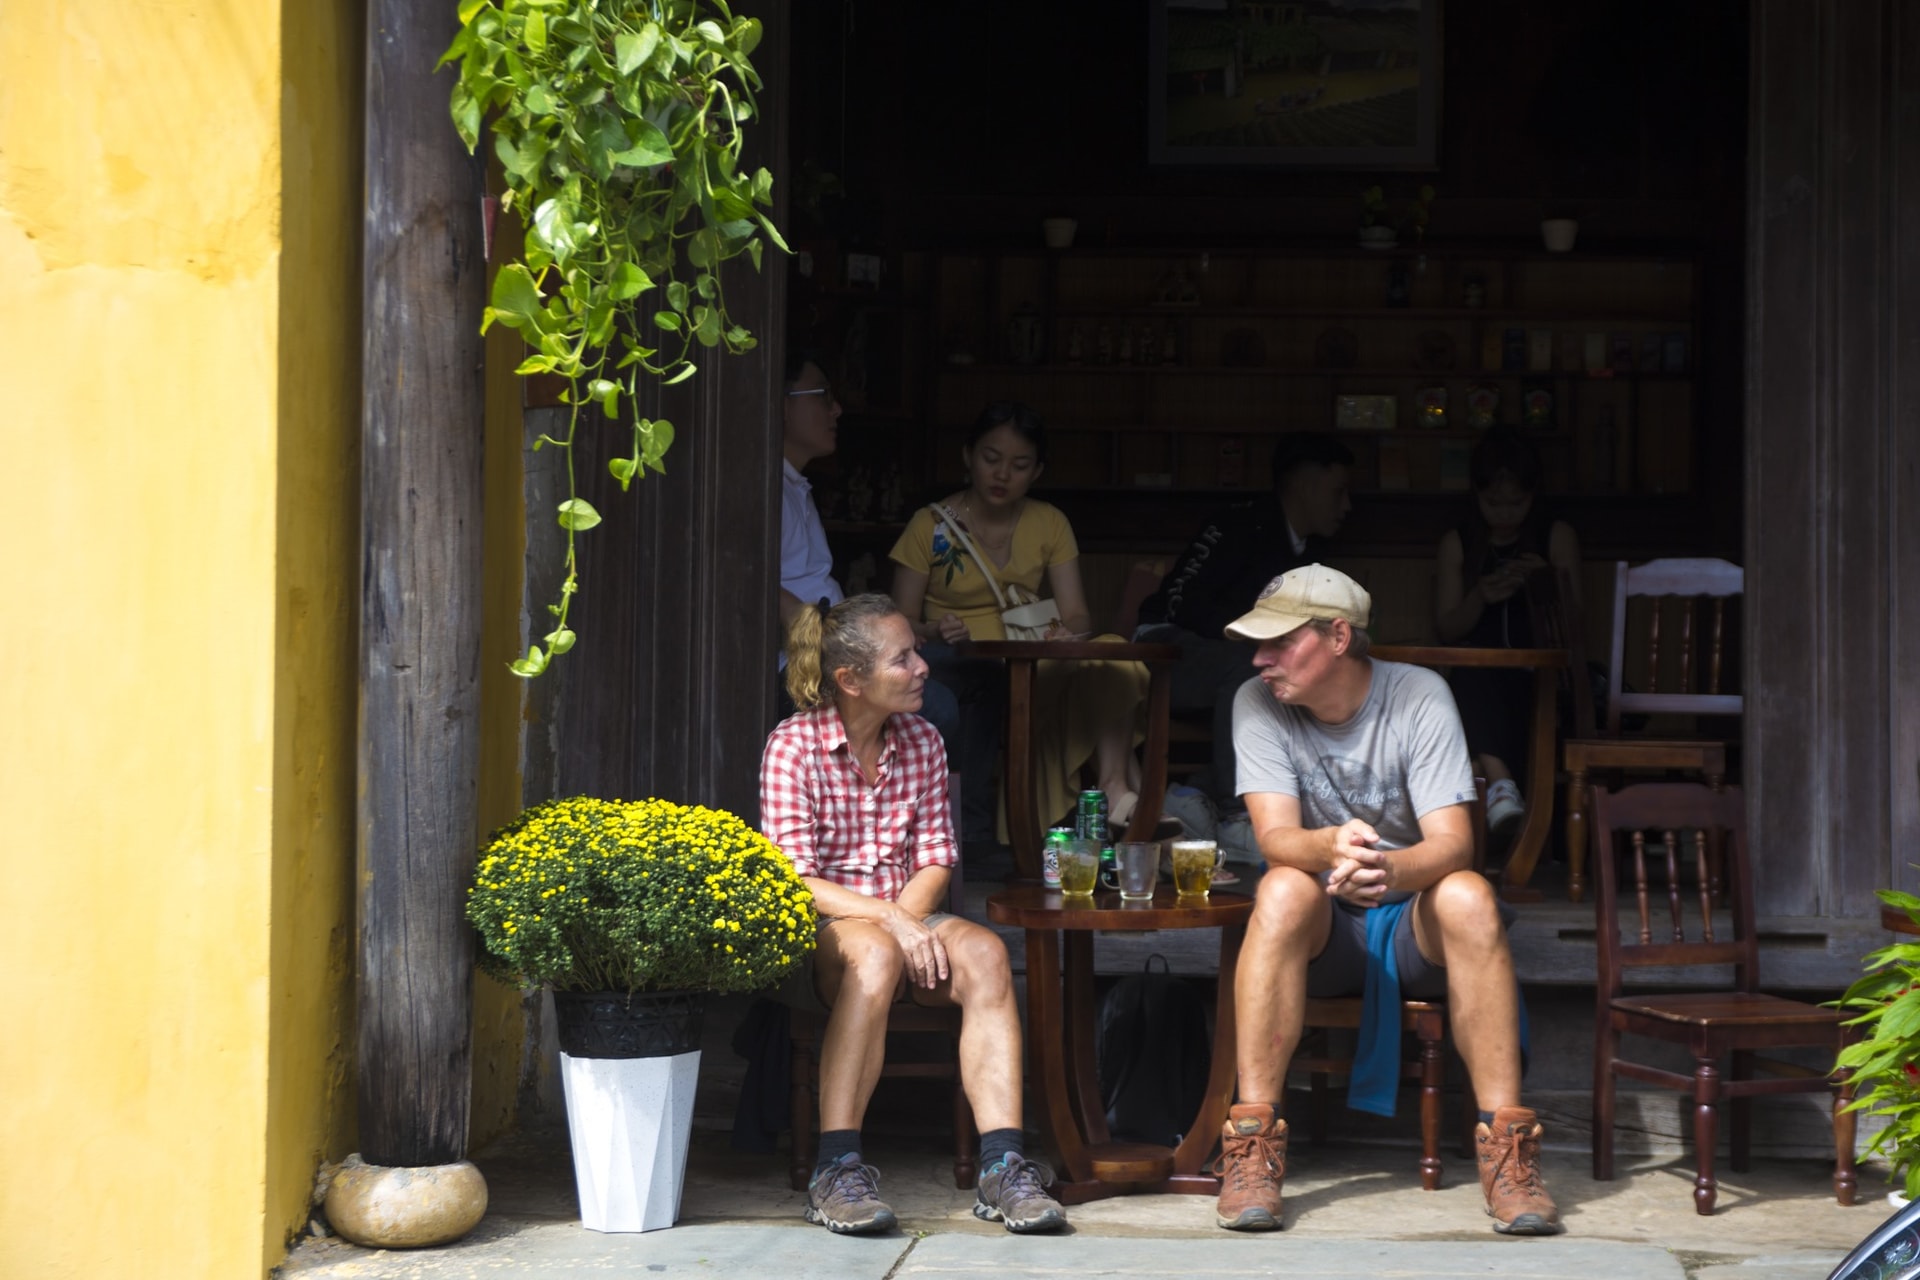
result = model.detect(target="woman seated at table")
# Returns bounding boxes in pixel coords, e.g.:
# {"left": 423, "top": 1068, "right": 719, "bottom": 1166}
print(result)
{"left": 761, "top": 593, "right": 1066, "bottom": 1237}
{"left": 1432, "top": 426, "right": 1582, "bottom": 844}
{"left": 889, "top": 400, "right": 1152, "bottom": 839}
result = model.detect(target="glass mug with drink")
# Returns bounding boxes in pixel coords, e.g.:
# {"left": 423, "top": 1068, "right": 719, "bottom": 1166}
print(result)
{"left": 1114, "top": 841, "right": 1158, "bottom": 901}
{"left": 1057, "top": 838, "right": 1100, "bottom": 897}
{"left": 1169, "top": 838, "right": 1221, "bottom": 898}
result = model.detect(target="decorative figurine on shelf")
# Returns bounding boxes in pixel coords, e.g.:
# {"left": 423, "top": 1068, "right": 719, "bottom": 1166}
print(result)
{"left": 1005, "top": 301, "right": 1044, "bottom": 365}
{"left": 1136, "top": 323, "right": 1157, "bottom": 365}
{"left": 1117, "top": 327, "right": 1133, "bottom": 363}
{"left": 1095, "top": 324, "right": 1115, "bottom": 365}
{"left": 1358, "top": 183, "right": 1436, "bottom": 251}
{"left": 877, "top": 463, "right": 906, "bottom": 523}
{"left": 1522, "top": 385, "right": 1555, "bottom": 428}
{"left": 1467, "top": 384, "right": 1500, "bottom": 429}
{"left": 844, "top": 466, "right": 874, "bottom": 522}
{"left": 1419, "top": 386, "right": 1448, "bottom": 428}
{"left": 1463, "top": 272, "right": 1487, "bottom": 309}
{"left": 1065, "top": 325, "right": 1086, "bottom": 364}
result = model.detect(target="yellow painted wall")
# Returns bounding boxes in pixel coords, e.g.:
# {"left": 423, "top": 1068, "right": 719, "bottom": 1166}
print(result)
{"left": 0, "top": 1, "right": 361, "bottom": 1275}
{"left": 472, "top": 297, "right": 533, "bottom": 1145}
{"left": 263, "top": 0, "right": 364, "bottom": 1266}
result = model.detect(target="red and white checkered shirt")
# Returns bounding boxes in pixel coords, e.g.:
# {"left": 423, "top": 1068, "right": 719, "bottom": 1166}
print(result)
{"left": 759, "top": 705, "right": 956, "bottom": 903}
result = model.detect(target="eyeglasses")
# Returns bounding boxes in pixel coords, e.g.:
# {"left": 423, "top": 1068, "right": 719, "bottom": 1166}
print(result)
{"left": 785, "top": 384, "right": 836, "bottom": 402}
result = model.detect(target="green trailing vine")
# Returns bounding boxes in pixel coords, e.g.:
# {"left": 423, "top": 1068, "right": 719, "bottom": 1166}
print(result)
{"left": 440, "top": 0, "right": 787, "bottom": 675}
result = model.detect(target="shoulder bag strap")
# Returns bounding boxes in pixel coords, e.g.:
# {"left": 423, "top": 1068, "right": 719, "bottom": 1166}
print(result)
{"left": 930, "top": 503, "right": 1010, "bottom": 610}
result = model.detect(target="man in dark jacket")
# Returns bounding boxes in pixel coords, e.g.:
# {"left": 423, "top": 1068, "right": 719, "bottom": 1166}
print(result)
{"left": 1133, "top": 432, "right": 1353, "bottom": 803}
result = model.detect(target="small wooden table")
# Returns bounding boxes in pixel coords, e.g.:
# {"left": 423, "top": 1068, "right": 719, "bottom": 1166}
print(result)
{"left": 958, "top": 639, "right": 1181, "bottom": 880}
{"left": 986, "top": 884, "right": 1253, "bottom": 1204}
{"left": 1372, "top": 645, "right": 1569, "bottom": 902}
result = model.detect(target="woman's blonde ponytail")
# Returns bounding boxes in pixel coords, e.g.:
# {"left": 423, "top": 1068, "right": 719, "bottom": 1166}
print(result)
{"left": 784, "top": 600, "right": 829, "bottom": 710}
{"left": 782, "top": 593, "right": 901, "bottom": 712}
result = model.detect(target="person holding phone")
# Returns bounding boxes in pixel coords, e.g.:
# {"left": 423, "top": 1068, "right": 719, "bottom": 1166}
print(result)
{"left": 1431, "top": 428, "right": 1582, "bottom": 845}
{"left": 890, "top": 401, "right": 1150, "bottom": 845}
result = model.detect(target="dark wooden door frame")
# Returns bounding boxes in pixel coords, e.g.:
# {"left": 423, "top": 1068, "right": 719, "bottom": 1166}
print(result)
{"left": 1747, "top": 0, "right": 1920, "bottom": 920}
{"left": 356, "top": 0, "right": 487, "bottom": 1165}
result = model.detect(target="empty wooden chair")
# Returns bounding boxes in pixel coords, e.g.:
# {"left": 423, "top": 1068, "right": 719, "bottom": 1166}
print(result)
{"left": 1561, "top": 558, "right": 1742, "bottom": 903}
{"left": 1589, "top": 781, "right": 1855, "bottom": 1214}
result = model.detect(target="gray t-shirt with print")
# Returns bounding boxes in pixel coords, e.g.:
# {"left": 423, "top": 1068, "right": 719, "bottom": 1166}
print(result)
{"left": 1233, "top": 659, "right": 1476, "bottom": 904}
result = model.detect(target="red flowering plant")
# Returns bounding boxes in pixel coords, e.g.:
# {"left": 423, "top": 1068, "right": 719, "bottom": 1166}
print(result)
{"left": 1834, "top": 889, "right": 1920, "bottom": 1199}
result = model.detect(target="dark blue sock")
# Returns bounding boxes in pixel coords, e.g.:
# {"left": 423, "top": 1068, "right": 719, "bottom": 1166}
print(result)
{"left": 815, "top": 1129, "right": 860, "bottom": 1173}
{"left": 980, "top": 1127, "right": 1024, "bottom": 1170}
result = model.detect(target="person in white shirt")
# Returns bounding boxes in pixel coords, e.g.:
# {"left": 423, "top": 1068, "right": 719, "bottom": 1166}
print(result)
{"left": 779, "top": 352, "right": 958, "bottom": 740}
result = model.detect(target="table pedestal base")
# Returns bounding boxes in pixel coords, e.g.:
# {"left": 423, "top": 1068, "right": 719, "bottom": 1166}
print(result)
{"left": 1055, "top": 1163, "right": 1221, "bottom": 1206}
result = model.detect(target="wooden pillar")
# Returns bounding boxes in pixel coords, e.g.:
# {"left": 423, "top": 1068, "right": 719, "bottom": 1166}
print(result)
{"left": 356, "top": 0, "right": 487, "bottom": 1165}
{"left": 548, "top": 0, "right": 789, "bottom": 820}
{"left": 1748, "top": 0, "right": 1920, "bottom": 917}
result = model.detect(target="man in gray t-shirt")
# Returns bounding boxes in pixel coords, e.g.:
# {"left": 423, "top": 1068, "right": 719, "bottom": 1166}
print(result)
{"left": 1209, "top": 565, "right": 1559, "bottom": 1239}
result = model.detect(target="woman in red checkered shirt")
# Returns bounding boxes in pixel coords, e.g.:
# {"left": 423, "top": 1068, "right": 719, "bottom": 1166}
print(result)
{"left": 762, "top": 593, "right": 1066, "bottom": 1236}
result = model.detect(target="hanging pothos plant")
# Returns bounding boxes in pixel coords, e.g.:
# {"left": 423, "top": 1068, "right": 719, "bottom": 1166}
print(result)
{"left": 440, "top": 0, "right": 786, "bottom": 676}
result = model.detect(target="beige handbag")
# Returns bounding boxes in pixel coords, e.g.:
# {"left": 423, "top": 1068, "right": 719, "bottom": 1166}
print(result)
{"left": 931, "top": 504, "right": 1062, "bottom": 641}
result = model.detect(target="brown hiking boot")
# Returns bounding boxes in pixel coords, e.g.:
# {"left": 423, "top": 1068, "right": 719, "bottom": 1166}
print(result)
{"left": 1476, "top": 1105, "right": 1562, "bottom": 1235}
{"left": 1214, "top": 1103, "right": 1287, "bottom": 1230}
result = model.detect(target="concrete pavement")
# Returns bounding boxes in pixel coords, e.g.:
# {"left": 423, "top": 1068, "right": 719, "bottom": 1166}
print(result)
{"left": 277, "top": 1117, "right": 1884, "bottom": 1279}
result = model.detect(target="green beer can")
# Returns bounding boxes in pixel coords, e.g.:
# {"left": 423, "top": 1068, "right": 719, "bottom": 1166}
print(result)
{"left": 1076, "top": 790, "right": 1108, "bottom": 844}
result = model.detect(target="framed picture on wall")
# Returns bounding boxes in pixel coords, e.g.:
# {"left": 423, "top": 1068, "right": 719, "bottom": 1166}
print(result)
{"left": 1148, "top": 0, "right": 1442, "bottom": 168}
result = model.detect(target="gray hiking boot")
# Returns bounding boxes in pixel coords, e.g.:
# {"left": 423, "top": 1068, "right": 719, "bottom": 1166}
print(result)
{"left": 805, "top": 1153, "right": 897, "bottom": 1234}
{"left": 973, "top": 1152, "right": 1068, "bottom": 1233}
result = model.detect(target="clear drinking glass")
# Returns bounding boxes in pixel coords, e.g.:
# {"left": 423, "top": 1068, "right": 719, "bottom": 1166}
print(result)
{"left": 1115, "top": 841, "right": 1158, "bottom": 900}
{"left": 1170, "top": 839, "right": 1221, "bottom": 898}
{"left": 1057, "top": 838, "right": 1100, "bottom": 896}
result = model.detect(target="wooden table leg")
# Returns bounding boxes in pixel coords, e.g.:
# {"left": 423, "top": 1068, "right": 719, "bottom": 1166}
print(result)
{"left": 1021, "top": 927, "right": 1090, "bottom": 1184}
{"left": 1062, "top": 931, "right": 1109, "bottom": 1146}
{"left": 1498, "top": 665, "right": 1557, "bottom": 902}
{"left": 1005, "top": 658, "right": 1041, "bottom": 880}
{"left": 1167, "top": 922, "right": 1244, "bottom": 1190}
{"left": 1565, "top": 759, "right": 1590, "bottom": 904}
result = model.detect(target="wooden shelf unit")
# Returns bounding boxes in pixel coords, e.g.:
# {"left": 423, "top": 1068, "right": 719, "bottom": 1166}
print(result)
{"left": 925, "top": 244, "right": 1704, "bottom": 514}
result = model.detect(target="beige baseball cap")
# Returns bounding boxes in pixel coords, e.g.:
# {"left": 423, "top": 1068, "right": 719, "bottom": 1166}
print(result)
{"left": 1224, "top": 563, "right": 1372, "bottom": 641}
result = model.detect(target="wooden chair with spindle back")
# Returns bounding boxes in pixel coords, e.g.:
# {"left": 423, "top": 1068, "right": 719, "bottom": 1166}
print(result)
{"left": 1589, "top": 781, "right": 1855, "bottom": 1215}
{"left": 1561, "top": 558, "right": 1743, "bottom": 903}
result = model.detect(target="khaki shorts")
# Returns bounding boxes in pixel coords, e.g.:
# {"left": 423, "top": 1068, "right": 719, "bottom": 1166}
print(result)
{"left": 774, "top": 911, "right": 962, "bottom": 1013}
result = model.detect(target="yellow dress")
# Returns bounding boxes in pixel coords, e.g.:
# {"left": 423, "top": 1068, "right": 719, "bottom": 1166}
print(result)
{"left": 891, "top": 501, "right": 1149, "bottom": 841}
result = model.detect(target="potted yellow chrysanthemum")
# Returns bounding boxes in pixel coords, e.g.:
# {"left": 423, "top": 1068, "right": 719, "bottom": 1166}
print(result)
{"left": 469, "top": 796, "right": 815, "bottom": 1232}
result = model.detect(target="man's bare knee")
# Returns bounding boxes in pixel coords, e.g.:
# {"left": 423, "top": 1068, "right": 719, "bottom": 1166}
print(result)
{"left": 1427, "top": 869, "right": 1502, "bottom": 932}
{"left": 1252, "top": 866, "right": 1326, "bottom": 927}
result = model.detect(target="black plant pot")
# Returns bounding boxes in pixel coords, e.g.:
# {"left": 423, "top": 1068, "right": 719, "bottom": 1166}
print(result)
{"left": 551, "top": 989, "right": 705, "bottom": 1059}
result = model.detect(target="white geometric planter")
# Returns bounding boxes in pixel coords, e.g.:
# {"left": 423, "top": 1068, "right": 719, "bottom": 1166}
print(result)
{"left": 559, "top": 1048, "right": 700, "bottom": 1232}
{"left": 549, "top": 990, "right": 706, "bottom": 1234}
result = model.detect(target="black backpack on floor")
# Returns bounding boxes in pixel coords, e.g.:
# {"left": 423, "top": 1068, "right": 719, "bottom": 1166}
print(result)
{"left": 1094, "top": 954, "right": 1212, "bottom": 1147}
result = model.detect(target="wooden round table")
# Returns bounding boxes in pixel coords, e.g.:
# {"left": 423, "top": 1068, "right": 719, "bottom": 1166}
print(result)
{"left": 986, "top": 883, "right": 1253, "bottom": 1204}
{"left": 956, "top": 639, "right": 1181, "bottom": 880}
